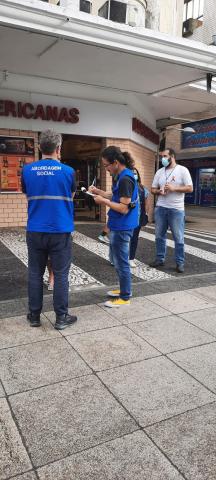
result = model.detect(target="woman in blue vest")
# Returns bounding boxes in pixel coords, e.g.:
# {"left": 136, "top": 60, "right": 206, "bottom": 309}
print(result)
{"left": 90, "top": 146, "right": 139, "bottom": 307}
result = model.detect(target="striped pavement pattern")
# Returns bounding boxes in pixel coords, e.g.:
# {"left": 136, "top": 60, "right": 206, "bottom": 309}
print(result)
{"left": 1, "top": 225, "right": 216, "bottom": 290}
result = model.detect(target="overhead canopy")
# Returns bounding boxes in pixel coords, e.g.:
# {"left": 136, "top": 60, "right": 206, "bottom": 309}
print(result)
{"left": 152, "top": 86, "right": 216, "bottom": 128}
{"left": 1, "top": 0, "right": 216, "bottom": 126}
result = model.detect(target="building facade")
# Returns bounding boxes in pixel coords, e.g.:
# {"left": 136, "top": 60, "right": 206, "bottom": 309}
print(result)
{"left": 0, "top": 93, "right": 157, "bottom": 227}
{"left": 0, "top": 0, "right": 216, "bottom": 226}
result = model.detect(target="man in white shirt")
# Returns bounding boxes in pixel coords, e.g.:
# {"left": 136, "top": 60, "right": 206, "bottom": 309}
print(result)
{"left": 150, "top": 148, "right": 193, "bottom": 273}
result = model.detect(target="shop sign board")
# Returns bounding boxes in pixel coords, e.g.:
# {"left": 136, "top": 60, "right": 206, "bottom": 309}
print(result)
{"left": 132, "top": 117, "right": 159, "bottom": 145}
{"left": 182, "top": 118, "right": 216, "bottom": 149}
{"left": 0, "top": 100, "right": 80, "bottom": 124}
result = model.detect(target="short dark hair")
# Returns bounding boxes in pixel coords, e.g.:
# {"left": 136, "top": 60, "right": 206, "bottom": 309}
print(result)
{"left": 39, "top": 129, "right": 62, "bottom": 155}
{"left": 167, "top": 148, "right": 176, "bottom": 160}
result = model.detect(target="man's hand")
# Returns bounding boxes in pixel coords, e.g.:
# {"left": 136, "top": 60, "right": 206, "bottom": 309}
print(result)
{"left": 164, "top": 183, "right": 176, "bottom": 193}
{"left": 159, "top": 186, "right": 166, "bottom": 196}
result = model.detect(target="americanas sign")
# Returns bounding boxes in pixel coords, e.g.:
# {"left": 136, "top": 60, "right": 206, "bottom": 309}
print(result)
{"left": 132, "top": 118, "right": 159, "bottom": 145}
{"left": 0, "top": 100, "right": 79, "bottom": 123}
{"left": 182, "top": 118, "right": 216, "bottom": 149}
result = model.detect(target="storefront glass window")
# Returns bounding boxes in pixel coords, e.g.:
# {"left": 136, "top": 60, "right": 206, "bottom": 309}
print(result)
{"left": 199, "top": 168, "right": 216, "bottom": 206}
{"left": 0, "top": 137, "right": 35, "bottom": 192}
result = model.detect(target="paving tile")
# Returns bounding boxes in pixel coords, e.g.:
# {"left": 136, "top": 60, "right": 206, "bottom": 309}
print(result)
{"left": 129, "top": 315, "right": 215, "bottom": 354}
{"left": 10, "top": 376, "right": 137, "bottom": 467}
{"left": 146, "top": 291, "right": 214, "bottom": 314}
{"left": 153, "top": 280, "right": 188, "bottom": 293}
{"left": 98, "top": 356, "right": 215, "bottom": 426}
{"left": 168, "top": 343, "right": 216, "bottom": 393}
{"left": 67, "top": 326, "right": 159, "bottom": 371}
{"left": 0, "top": 315, "right": 59, "bottom": 350}
{"left": 189, "top": 285, "right": 216, "bottom": 304}
{"left": 131, "top": 283, "right": 162, "bottom": 297}
{"left": 0, "top": 338, "right": 90, "bottom": 395}
{"left": 0, "top": 299, "right": 27, "bottom": 319}
{"left": 0, "top": 398, "right": 32, "bottom": 479}
{"left": 13, "top": 473, "right": 37, "bottom": 480}
{"left": 45, "top": 304, "right": 120, "bottom": 335}
{"left": 37, "top": 430, "right": 184, "bottom": 480}
{"left": 180, "top": 308, "right": 216, "bottom": 337}
{"left": 100, "top": 297, "right": 171, "bottom": 324}
{"left": 68, "top": 289, "right": 110, "bottom": 308}
{"left": 146, "top": 402, "right": 216, "bottom": 480}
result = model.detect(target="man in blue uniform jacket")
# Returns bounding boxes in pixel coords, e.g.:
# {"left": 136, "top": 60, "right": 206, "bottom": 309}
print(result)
{"left": 22, "top": 129, "right": 77, "bottom": 330}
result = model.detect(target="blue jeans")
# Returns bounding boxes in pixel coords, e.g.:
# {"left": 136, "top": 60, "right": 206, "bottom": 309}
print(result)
{"left": 26, "top": 232, "right": 72, "bottom": 316}
{"left": 109, "top": 229, "right": 133, "bottom": 300}
{"left": 154, "top": 206, "right": 185, "bottom": 265}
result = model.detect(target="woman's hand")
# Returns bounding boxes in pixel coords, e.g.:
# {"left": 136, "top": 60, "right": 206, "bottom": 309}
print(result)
{"left": 94, "top": 195, "right": 106, "bottom": 205}
{"left": 88, "top": 186, "right": 100, "bottom": 195}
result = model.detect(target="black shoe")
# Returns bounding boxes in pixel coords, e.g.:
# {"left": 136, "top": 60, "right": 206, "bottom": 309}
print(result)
{"left": 55, "top": 313, "right": 78, "bottom": 330}
{"left": 149, "top": 259, "right": 165, "bottom": 268}
{"left": 176, "top": 264, "right": 184, "bottom": 273}
{"left": 27, "top": 312, "right": 41, "bottom": 327}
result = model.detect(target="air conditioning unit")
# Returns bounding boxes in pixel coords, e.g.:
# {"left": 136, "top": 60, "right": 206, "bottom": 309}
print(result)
{"left": 80, "top": 0, "right": 92, "bottom": 13}
{"left": 98, "top": 1, "right": 127, "bottom": 24}
{"left": 183, "top": 17, "right": 203, "bottom": 37}
{"left": 127, "top": 3, "right": 139, "bottom": 27}
{"left": 98, "top": 0, "right": 146, "bottom": 26}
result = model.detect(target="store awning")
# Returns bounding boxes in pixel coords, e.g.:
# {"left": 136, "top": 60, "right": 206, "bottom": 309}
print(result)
{"left": 1, "top": 0, "right": 216, "bottom": 125}
{"left": 177, "top": 150, "right": 216, "bottom": 161}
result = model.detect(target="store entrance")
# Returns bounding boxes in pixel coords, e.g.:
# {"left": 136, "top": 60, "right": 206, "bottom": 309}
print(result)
{"left": 61, "top": 135, "right": 103, "bottom": 220}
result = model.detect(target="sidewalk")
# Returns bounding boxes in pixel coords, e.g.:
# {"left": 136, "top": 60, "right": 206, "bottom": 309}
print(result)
{"left": 1, "top": 286, "right": 216, "bottom": 479}
{"left": 185, "top": 205, "right": 216, "bottom": 233}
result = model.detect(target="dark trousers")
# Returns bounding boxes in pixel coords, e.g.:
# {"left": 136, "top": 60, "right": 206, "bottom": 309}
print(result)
{"left": 26, "top": 232, "right": 72, "bottom": 317}
{"left": 129, "top": 226, "right": 141, "bottom": 260}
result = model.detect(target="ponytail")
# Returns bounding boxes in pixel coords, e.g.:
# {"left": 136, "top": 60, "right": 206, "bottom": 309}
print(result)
{"left": 122, "top": 151, "right": 135, "bottom": 170}
{"left": 101, "top": 146, "right": 135, "bottom": 170}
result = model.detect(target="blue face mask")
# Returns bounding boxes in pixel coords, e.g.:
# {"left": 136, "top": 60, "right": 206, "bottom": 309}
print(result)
{"left": 134, "top": 174, "right": 138, "bottom": 181}
{"left": 161, "top": 157, "right": 170, "bottom": 168}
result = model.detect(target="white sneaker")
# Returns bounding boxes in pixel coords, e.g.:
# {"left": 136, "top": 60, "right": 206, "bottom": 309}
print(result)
{"left": 129, "top": 260, "right": 137, "bottom": 268}
{"left": 104, "top": 298, "right": 131, "bottom": 308}
{"left": 98, "top": 234, "right": 110, "bottom": 244}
